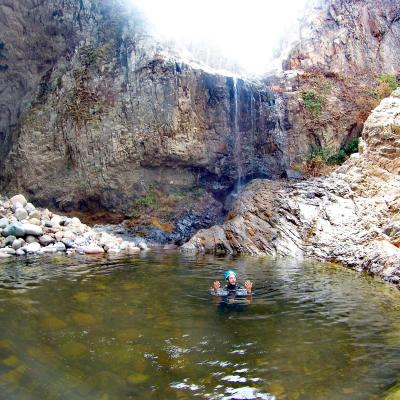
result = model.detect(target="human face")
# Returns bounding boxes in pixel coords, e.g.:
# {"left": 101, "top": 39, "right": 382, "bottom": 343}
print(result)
{"left": 227, "top": 274, "right": 236, "bottom": 285}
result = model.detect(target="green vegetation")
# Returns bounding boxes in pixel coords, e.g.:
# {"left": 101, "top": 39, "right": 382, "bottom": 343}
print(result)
{"left": 309, "top": 138, "right": 359, "bottom": 166}
{"left": 131, "top": 188, "right": 158, "bottom": 218}
{"left": 320, "top": 80, "right": 333, "bottom": 91}
{"left": 369, "top": 73, "right": 399, "bottom": 100}
{"left": 302, "top": 138, "right": 360, "bottom": 177}
{"left": 379, "top": 73, "right": 399, "bottom": 91}
{"left": 301, "top": 90, "right": 322, "bottom": 116}
{"left": 169, "top": 186, "right": 205, "bottom": 201}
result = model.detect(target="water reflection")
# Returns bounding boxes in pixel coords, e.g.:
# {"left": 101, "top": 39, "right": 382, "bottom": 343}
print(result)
{"left": 0, "top": 251, "right": 399, "bottom": 399}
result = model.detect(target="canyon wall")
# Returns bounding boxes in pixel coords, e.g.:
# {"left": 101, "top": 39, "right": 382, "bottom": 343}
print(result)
{"left": 0, "top": 0, "right": 399, "bottom": 242}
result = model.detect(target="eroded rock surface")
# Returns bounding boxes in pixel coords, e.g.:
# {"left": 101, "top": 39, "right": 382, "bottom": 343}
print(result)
{"left": 183, "top": 89, "right": 400, "bottom": 284}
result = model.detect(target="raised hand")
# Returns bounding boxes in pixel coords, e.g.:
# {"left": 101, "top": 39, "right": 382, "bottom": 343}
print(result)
{"left": 244, "top": 280, "right": 253, "bottom": 293}
{"left": 213, "top": 281, "right": 221, "bottom": 292}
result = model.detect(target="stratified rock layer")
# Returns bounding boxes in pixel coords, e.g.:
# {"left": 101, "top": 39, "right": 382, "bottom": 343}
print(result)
{"left": 183, "top": 89, "right": 400, "bottom": 285}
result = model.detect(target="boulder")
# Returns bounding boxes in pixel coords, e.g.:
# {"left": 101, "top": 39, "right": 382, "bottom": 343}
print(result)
{"left": 0, "top": 248, "right": 16, "bottom": 255}
{"left": 29, "top": 210, "right": 41, "bottom": 220}
{"left": 29, "top": 218, "right": 41, "bottom": 226}
{"left": 83, "top": 245, "right": 105, "bottom": 254}
{"left": 12, "top": 239, "right": 22, "bottom": 250}
{"left": 0, "top": 218, "right": 8, "bottom": 229}
{"left": 3, "top": 235, "right": 17, "bottom": 246}
{"left": 24, "top": 242, "right": 41, "bottom": 253}
{"left": 23, "top": 223, "right": 43, "bottom": 236}
{"left": 10, "top": 194, "right": 27, "bottom": 208}
{"left": 15, "top": 207, "right": 28, "bottom": 221}
{"left": 39, "top": 235, "right": 55, "bottom": 246}
{"left": 25, "top": 203, "right": 36, "bottom": 213}
{"left": 15, "top": 249, "right": 25, "bottom": 256}
{"left": 54, "top": 231, "right": 64, "bottom": 242}
{"left": 61, "top": 238, "right": 75, "bottom": 248}
{"left": 137, "top": 241, "right": 148, "bottom": 250}
{"left": 42, "top": 242, "right": 66, "bottom": 253}
{"left": 3, "top": 222, "right": 25, "bottom": 238}
{"left": 63, "top": 231, "right": 76, "bottom": 240}
{"left": 25, "top": 235, "right": 38, "bottom": 244}
{"left": 127, "top": 245, "right": 140, "bottom": 253}
{"left": 50, "top": 215, "right": 62, "bottom": 227}
{"left": 12, "top": 202, "right": 23, "bottom": 213}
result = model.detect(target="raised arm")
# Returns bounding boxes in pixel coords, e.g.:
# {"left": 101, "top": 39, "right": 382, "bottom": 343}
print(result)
{"left": 244, "top": 280, "right": 253, "bottom": 294}
{"left": 212, "top": 280, "right": 221, "bottom": 294}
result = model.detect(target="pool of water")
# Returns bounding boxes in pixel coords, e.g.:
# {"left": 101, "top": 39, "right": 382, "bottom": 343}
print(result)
{"left": 0, "top": 251, "right": 400, "bottom": 399}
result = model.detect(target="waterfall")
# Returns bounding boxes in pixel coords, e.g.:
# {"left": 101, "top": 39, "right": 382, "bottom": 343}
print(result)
{"left": 250, "top": 90, "right": 256, "bottom": 180}
{"left": 232, "top": 76, "right": 242, "bottom": 191}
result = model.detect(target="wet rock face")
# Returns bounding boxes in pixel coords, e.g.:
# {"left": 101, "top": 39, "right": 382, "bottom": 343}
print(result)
{"left": 183, "top": 90, "right": 400, "bottom": 285}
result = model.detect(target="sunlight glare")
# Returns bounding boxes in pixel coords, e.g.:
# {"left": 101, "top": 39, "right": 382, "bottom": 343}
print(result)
{"left": 129, "top": 0, "right": 308, "bottom": 75}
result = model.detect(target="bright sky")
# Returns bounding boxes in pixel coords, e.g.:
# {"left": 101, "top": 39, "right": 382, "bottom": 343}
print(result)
{"left": 129, "top": 0, "right": 308, "bottom": 75}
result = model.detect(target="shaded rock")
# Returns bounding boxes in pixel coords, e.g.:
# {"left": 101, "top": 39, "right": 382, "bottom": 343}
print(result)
{"left": 61, "top": 238, "right": 74, "bottom": 249}
{"left": 3, "top": 236, "right": 16, "bottom": 246}
{"left": 25, "top": 236, "right": 38, "bottom": 244}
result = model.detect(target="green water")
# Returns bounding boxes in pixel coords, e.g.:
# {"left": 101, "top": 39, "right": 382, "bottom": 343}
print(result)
{"left": 0, "top": 251, "right": 400, "bottom": 400}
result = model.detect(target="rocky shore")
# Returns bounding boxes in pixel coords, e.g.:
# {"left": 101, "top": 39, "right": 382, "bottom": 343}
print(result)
{"left": 0, "top": 194, "right": 147, "bottom": 258}
{"left": 183, "top": 89, "right": 400, "bottom": 285}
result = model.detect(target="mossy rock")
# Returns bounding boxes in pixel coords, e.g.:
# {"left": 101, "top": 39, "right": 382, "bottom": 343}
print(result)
{"left": 385, "top": 383, "right": 400, "bottom": 400}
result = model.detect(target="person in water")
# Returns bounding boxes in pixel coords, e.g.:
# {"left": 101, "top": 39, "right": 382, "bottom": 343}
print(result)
{"left": 211, "top": 270, "right": 253, "bottom": 295}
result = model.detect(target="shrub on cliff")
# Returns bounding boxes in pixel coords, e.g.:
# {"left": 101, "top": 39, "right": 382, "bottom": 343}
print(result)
{"left": 301, "top": 90, "right": 322, "bottom": 116}
{"left": 369, "top": 74, "right": 399, "bottom": 100}
{"left": 302, "top": 138, "right": 360, "bottom": 176}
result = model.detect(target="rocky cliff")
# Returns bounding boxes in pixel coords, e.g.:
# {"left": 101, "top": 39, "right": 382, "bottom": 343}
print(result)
{"left": 0, "top": 0, "right": 289, "bottom": 242}
{"left": 183, "top": 89, "right": 400, "bottom": 285}
{"left": 273, "top": 0, "right": 400, "bottom": 164}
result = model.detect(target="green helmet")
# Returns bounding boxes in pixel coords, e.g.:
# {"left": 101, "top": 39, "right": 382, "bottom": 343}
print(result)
{"left": 224, "top": 270, "right": 236, "bottom": 280}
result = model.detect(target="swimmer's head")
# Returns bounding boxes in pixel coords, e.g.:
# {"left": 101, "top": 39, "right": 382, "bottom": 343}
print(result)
{"left": 224, "top": 270, "right": 237, "bottom": 285}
